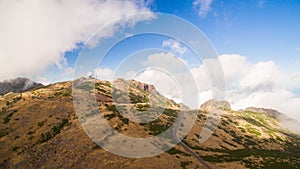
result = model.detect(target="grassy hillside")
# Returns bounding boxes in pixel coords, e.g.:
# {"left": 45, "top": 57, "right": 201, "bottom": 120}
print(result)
{"left": 0, "top": 78, "right": 299, "bottom": 168}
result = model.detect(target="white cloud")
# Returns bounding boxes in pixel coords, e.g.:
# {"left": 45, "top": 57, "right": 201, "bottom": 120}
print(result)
{"left": 90, "top": 52, "right": 300, "bottom": 122}
{"left": 198, "top": 90, "right": 213, "bottom": 104}
{"left": 281, "top": 72, "right": 300, "bottom": 90}
{"left": 193, "top": 0, "right": 213, "bottom": 18}
{"left": 125, "top": 70, "right": 137, "bottom": 79}
{"left": 190, "top": 64, "right": 211, "bottom": 91}
{"left": 138, "top": 52, "right": 191, "bottom": 103}
{"left": 156, "top": 53, "right": 300, "bottom": 121}
{"left": 216, "top": 54, "right": 300, "bottom": 121}
{"left": 94, "top": 68, "right": 114, "bottom": 81}
{"left": 118, "top": 52, "right": 198, "bottom": 108}
{"left": 219, "top": 54, "right": 250, "bottom": 84}
{"left": 239, "top": 61, "right": 280, "bottom": 92}
{"left": 162, "top": 39, "right": 187, "bottom": 55}
{"left": 135, "top": 67, "right": 182, "bottom": 102}
{"left": 34, "top": 76, "right": 50, "bottom": 86}
{"left": 142, "top": 52, "right": 188, "bottom": 72}
{"left": 0, "top": 0, "right": 153, "bottom": 81}
{"left": 230, "top": 90, "right": 300, "bottom": 121}
{"left": 62, "top": 67, "right": 74, "bottom": 77}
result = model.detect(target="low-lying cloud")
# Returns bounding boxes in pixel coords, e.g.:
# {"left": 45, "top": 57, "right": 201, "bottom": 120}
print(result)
{"left": 94, "top": 52, "right": 300, "bottom": 122}
{"left": 218, "top": 54, "right": 300, "bottom": 121}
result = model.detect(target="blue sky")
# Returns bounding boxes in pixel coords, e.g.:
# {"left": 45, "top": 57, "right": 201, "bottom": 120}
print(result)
{"left": 1, "top": 0, "right": 299, "bottom": 82}
{"left": 61, "top": 0, "right": 300, "bottom": 75}
{"left": 166, "top": 0, "right": 300, "bottom": 71}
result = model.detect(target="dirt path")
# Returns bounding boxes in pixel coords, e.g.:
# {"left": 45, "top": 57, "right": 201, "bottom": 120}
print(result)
{"left": 173, "top": 112, "right": 214, "bottom": 169}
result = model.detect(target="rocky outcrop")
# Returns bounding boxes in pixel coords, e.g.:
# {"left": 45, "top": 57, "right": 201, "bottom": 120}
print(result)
{"left": 200, "top": 99, "right": 231, "bottom": 112}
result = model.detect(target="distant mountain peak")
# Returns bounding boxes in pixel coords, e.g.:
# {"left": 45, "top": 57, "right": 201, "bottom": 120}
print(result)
{"left": 244, "top": 107, "right": 300, "bottom": 135}
{"left": 200, "top": 99, "right": 231, "bottom": 112}
{"left": 0, "top": 77, "right": 44, "bottom": 95}
{"left": 244, "top": 107, "right": 282, "bottom": 119}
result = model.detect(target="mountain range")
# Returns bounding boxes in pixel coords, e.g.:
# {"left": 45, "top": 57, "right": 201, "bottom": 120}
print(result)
{"left": 0, "top": 77, "right": 299, "bottom": 168}
{"left": 0, "top": 77, "right": 44, "bottom": 95}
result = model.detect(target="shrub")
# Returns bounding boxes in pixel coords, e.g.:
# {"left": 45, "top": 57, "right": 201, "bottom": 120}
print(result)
{"left": 243, "top": 117, "right": 263, "bottom": 127}
{"left": 27, "top": 131, "right": 34, "bottom": 135}
{"left": 37, "top": 121, "right": 44, "bottom": 127}
{"left": 180, "top": 161, "right": 191, "bottom": 169}
{"left": 121, "top": 118, "right": 129, "bottom": 125}
{"left": 4, "top": 113, "right": 13, "bottom": 124}
{"left": 129, "top": 92, "right": 146, "bottom": 103}
{"left": 106, "top": 104, "right": 117, "bottom": 113}
{"left": 40, "top": 132, "right": 52, "bottom": 143}
{"left": 0, "top": 130, "right": 8, "bottom": 138}
{"left": 40, "top": 118, "right": 69, "bottom": 143}
{"left": 247, "top": 128, "right": 262, "bottom": 136}
{"left": 11, "top": 146, "right": 20, "bottom": 151}
{"left": 103, "top": 113, "right": 116, "bottom": 120}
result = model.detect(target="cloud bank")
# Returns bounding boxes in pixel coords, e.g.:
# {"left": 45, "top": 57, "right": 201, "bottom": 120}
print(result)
{"left": 0, "top": 0, "right": 153, "bottom": 81}
{"left": 94, "top": 52, "right": 300, "bottom": 121}
{"left": 218, "top": 54, "right": 300, "bottom": 121}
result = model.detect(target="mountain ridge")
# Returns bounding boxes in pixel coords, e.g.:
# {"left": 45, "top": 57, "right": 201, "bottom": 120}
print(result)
{"left": 0, "top": 77, "right": 44, "bottom": 95}
{"left": 0, "top": 78, "right": 299, "bottom": 168}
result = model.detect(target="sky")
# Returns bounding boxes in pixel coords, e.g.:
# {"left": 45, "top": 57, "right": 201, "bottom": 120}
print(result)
{"left": 0, "top": 0, "right": 300, "bottom": 121}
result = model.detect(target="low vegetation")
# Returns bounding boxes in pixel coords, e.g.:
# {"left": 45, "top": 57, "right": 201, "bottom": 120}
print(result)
{"left": 1, "top": 79, "right": 300, "bottom": 168}
{"left": 3, "top": 110, "right": 17, "bottom": 124}
{"left": 40, "top": 118, "right": 69, "bottom": 143}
